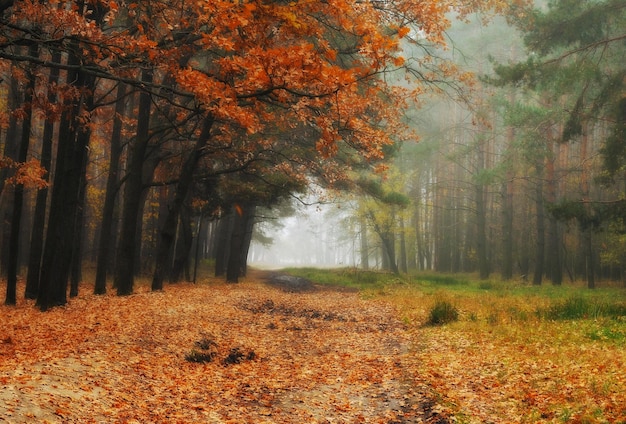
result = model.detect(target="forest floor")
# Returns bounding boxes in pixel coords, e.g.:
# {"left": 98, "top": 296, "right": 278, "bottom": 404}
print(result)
{"left": 0, "top": 271, "right": 448, "bottom": 423}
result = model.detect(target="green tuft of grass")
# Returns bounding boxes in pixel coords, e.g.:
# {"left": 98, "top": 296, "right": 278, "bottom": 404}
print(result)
{"left": 427, "top": 300, "right": 460, "bottom": 326}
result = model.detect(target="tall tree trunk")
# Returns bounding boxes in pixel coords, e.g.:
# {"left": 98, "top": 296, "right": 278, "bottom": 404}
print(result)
{"left": 545, "top": 140, "right": 562, "bottom": 285}
{"left": 25, "top": 50, "right": 60, "bottom": 299}
{"left": 359, "top": 215, "right": 369, "bottom": 270}
{"left": 94, "top": 83, "right": 127, "bottom": 294}
{"left": 532, "top": 168, "right": 545, "bottom": 285}
{"left": 114, "top": 69, "right": 153, "bottom": 296}
{"left": 170, "top": 207, "right": 193, "bottom": 282}
{"left": 37, "top": 1, "right": 104, "bottom": 309}
{"left": 399, "top": 216, "right": 407, "bottom": 274}
{"left": 151, "top": 116, "right": 213, "bottom": 290}
{"left": 580, "top": 123, "right": 595, "bottom": 288}
{"left": 500, "top": 177, "right": 514, "bottom": 280}
{"left": 239, "top": 205, "right": 256, "bottom": 278}
{"left": 214, "top": 211, "right": 233, "bottom": 277}
{"left": 0, "top": 73, "right": 22, "bottom": 277}
{"left": 225, "top": 203, "right": 256, "bottom": 283}
{"left": 70, "top": 151, "right": 89, "bottom": 297}
{"left": 37, "top": 68, "right": 95, "bottom": 310}
{"left": 5, "top": 44, "right": 37, "bottom": 305}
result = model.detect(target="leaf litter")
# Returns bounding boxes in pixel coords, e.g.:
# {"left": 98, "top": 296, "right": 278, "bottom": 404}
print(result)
{"left": 0, "top": 273, "right": 447, "bottom": 423}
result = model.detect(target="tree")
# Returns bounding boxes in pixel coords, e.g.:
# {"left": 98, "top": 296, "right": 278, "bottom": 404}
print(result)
{"left": 0, "top": 0, "right": 518, "bottom": 307}
{"left": 491, "top": 0, "right": 626, "bottom": 287}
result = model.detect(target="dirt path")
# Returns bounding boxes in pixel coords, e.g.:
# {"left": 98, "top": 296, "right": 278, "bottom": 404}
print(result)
{"left": 0, "top": 274, "right": 446, "bottom": 423}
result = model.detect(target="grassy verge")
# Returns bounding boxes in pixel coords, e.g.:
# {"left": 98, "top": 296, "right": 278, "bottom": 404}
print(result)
{"left": 283, "top": 268, "right": 626, "bottom": 423}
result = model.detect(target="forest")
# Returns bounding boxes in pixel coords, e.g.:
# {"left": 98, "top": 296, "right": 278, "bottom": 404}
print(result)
{"left": 1, "top": 1, "right": 624, "bottom": 307}
{"left": 1, "top": 1, "right": 626, "bottom": 422}
{"left": 254, "top": 0, "right": 626, "bottom": 289}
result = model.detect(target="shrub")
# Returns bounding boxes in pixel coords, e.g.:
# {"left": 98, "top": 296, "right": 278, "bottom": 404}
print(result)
{"left": 427, "top": 300, "right": 459, "bottom": 326}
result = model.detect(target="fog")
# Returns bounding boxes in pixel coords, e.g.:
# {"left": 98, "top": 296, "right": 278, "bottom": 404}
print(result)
{"left": 248, "top": 201, "right": 359, "bottom": 270}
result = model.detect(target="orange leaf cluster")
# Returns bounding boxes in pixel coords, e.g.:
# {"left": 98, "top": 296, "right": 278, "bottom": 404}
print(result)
{"left": 1, "top": 157, "right": 48, "bottom": 189}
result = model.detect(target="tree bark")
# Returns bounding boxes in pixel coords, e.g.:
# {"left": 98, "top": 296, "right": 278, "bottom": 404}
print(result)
{"left": 114, "top": 69, "right": 153, "bottom": 296}
{"left": 152, "top": 115, "right": 214, "bottom": 290}
{"left": 359, "top": 215, "right": 369, "bottom": 270}
{"left": 398, "top": 216, "right": 408, "bottom": 274}
{"left": 532, "top": 168, "right": 545, "bottom": 286}
{"left": 5, "top": 44, "right": 37, "bottom": 305}
{"left": 25, "top": 50, "right": 60, "bottom": 299}
{"left": 94, "top": 83, "right": 127, "bottom": 294}
{"left": 500, "top": 180, "right": 514, "bottom": 280}
{"left": 37, "top": 68, "right": 95, "bottom": 310}
{"left": 226, "top": 203, "right": 256, "bottom": 283}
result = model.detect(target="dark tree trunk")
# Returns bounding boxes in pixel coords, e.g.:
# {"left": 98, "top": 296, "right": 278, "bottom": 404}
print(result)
{"left": 25, "top": 50, "right": 60, "bottom": 299}
{"left": 37, "top": 68, "right": 95, "bottom": 310}
{"left": 170, "top": 207, "right": 193, "bottom": 282}
{"left": 5, "top": 45, "right": 37, "bottom": 305}
{"left": 239, "top": 204, "right": 256, "bottom": 277}
{"left": 37, "top": 1, "right": 104, "bottom": 309}
{"left": 114, "top": 69, "right": 153, "bottom": 296}
{"left": 94, "top": 83, "right": 127, "bottom": 294}
{"left": 151, "top": 116, "right": 213, "bottom": 290}
{"left": 214, "top": 211, "right": 234, "bottom": 277}
{"left": 70, "top": 152, "right": 89, "bottom": 298}
{"left": 0, "top": 75, "right": 22, "bottom": 277}
{"left": 226, "top": 203, "right": 256, "bottom": 283}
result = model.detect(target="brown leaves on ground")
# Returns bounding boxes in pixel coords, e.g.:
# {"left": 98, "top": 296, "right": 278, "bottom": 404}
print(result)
{"left": 0, "top": 275, "right": 442, "bottom": 423}
{"left": 401, "top": 300, "right": 626, "bottom": 424}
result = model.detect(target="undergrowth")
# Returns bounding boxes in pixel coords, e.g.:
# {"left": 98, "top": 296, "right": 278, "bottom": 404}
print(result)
{"left": 278, "top": 267, "right": 626, "bottom": 422}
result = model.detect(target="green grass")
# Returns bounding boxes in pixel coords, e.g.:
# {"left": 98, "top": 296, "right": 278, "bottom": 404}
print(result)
{"left": 278, "top": 267, "right": 626, "bottom": 422}
{"left": 282, "top": 267, "right": 401, "bottom": 290}
{"left": 281, "top": 267, "right": 626, "bottom": 326}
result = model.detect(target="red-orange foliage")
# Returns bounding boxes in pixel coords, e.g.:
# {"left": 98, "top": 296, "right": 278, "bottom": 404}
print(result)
{"left": 0, "top": 0, "right": 513, "bottom": 176}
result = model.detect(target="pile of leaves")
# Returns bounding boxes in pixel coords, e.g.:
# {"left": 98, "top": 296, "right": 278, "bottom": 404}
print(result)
{"left": 0, "top": 276, "right": 446, "bottom": 423}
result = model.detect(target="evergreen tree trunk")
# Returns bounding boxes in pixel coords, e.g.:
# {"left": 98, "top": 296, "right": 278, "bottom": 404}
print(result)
{"left": 501, "top": 179, "right": 514, "bottom": 280}
{"left": 533, "top": 170, "right": 545, "bottom": 285}
{"left": 94, "top": 83, "right": 127, "bottom": 294}
{"left": 476, "top": 179, "right": 489, "bottom": 280}
{"left": 580, "top": 124, "right": 595, "bottom": 289}
{"left": 114, "top": 69, "right": 153, "bottom": 296}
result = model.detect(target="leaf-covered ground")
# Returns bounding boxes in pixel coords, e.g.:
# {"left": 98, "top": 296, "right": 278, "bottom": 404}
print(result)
{"left": 0, "top": 274, "right": 445, "bottom": 423}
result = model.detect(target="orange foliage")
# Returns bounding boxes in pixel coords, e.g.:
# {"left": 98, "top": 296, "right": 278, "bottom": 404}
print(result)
{"left": 1, "top": 157, "right": 48, "bottom": 189}
{"left": 0, "top": 276, "right": 439, "bottom": 422}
